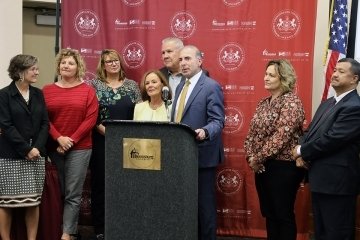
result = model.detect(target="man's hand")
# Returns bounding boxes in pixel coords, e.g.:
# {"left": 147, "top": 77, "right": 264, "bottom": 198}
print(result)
{"left": 295, "top": 157, "right": 308, "bottom": 169}
{"left": 195, "top": 128, "right": 207, "bottom": 141}
{"left": 292, "top": 145, "right": 301, "bottom": 159}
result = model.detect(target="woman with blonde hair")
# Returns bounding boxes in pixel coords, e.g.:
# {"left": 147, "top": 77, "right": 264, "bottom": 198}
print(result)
{"left": 43, "top": 48, "right": 98, "bottom": 240}
{"left": 244, "top": 59, "right": 305, "bottom": 240}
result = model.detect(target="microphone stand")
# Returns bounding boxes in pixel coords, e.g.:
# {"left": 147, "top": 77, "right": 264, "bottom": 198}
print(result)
{"left": 164, "top": 100, "right": 172, "bottom": 121}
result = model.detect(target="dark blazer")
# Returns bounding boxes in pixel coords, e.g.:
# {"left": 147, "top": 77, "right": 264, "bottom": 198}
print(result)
{"left": 0, "top": 81, "right": 49, "bottom": 158}
{"left": 301, "top": 90, "right": 360, "bottom": 195}
{"left": 171, "top": 72, "right": 224, "bottom": 168}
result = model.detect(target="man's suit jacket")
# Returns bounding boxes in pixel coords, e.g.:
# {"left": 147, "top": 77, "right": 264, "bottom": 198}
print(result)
{"left": 0, "top": 81, "right": 49, "bottom": 158}
{"left": 301, "top": 90, "right": 360, "bottom": 195}
{"left": 171, "top": 72, "right": 224, "bottom": 168}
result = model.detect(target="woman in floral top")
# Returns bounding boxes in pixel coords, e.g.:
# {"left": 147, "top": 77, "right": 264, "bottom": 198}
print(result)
{"left": 88, "top": 49, "right": 141, "bottom": 240}
{"left": 244, "top": 59, "right": 305, "bottom": 240}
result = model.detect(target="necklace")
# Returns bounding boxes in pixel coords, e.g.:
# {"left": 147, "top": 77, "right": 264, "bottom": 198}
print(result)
{"left": 107, "top": 79, "right": 124, "bottom": 93}
{"left": 15, "top": 82, "right": 30, "bottom": 104}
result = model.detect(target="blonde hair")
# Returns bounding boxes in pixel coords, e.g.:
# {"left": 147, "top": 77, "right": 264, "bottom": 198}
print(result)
{"left": 266, "top": 59, "right": 297, "bottom": 93}
{"left": 55, "top": 48, "right": 86, "bottom": 79}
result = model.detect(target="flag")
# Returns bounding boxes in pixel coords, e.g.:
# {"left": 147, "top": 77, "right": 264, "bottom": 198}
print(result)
{"left": 322, "top": 0, "right": 349, "bottom": 101}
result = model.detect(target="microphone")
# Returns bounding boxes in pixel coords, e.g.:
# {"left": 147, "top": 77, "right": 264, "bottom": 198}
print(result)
{"left": 162, "top": 86, "right": 170, "bottom": 102}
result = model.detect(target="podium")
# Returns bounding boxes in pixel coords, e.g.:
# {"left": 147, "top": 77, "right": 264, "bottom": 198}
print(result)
{"left": 104, "top": 120, "right": 198, "bottom": 240}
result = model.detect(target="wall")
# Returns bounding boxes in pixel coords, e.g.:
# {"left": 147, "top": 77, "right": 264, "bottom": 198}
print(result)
{"left": 0, "top": 0, "right": 22, "bottom": 88}
{"left": 23, "top": 8, "right": 59, "bottom": 88}
{"left": 312, "top": 0, "right": 328, "bottom": 115}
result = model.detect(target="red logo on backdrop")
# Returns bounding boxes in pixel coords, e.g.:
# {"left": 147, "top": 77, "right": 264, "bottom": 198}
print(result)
{"left": 74, "top": 10, "right": 100, "bottom": 38}
{"left": 122, "top": 41, "right": 146, "bottom": 69}
{"left": 223, "top": 0, "right": 245, "bottom": 7}
{"left": 224, "top": 106, "right": 244, "bottom": 134}
{"left": 218, "top": 43, "right": 245, "bottom": 71}
{"left": 216, "top": 168, "right": 243, "bottom": 195}
{"left": 122, "top": 0, "right": 144, "bottom": 7}
{"left": 272, "top": 10, "right": 301, "bottom": 40}
{"left": 170, "top": 12, "right": 196, "bottom": 39}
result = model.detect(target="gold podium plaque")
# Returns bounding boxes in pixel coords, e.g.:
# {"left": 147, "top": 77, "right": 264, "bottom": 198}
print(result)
{"left": 123, "top": 138, "right": 161, "bottom": 170}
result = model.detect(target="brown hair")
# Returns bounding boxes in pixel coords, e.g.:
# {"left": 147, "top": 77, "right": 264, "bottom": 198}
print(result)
{"left": 139, "top": 70, "right": 172, "bottom": 102}
{"left": 8, "top": 54, "right": 38, "bottom": 82}
{"left": 96, "top": 49, "right": 126, "bottom": 83}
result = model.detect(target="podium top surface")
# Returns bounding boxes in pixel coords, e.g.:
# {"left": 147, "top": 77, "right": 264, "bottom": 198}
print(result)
{"left": 103, "top": 120, "right": 196, "bottom": 136}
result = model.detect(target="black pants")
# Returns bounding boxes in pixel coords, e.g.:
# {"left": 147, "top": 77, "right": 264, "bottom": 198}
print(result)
{"left": 90, "top": 131, "right": 105, "bottom": 235}
{"left": 198, "top": 167, "right": 217, "bottom": 240}
{"left": 255, "top": 159, "right": 305, "bottom": 240}
{"left": 312, "top": 192, "right": 356, "bottom": 240}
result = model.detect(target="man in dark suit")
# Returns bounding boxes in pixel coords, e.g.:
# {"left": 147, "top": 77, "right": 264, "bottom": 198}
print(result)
{"left": 171, "top": 45, "right": 225, "bottom": 240}
{"left": 293, "top": 58, "right": 360, "bottom": 240}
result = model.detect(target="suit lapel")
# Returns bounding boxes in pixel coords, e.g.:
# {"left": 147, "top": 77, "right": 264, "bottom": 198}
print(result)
{"left": 305, "top": 91, "right": 357, "bottom": 141}
{"left": 305, "top": 99, "right": 334, "bottom": 140}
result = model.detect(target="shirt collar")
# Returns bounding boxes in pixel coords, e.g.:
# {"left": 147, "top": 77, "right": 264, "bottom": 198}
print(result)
{"left": 187, "top": 70, "right": 203, "bottom": 86}
{"left": 334, "top": 89, "right": 356, "bottom": 103}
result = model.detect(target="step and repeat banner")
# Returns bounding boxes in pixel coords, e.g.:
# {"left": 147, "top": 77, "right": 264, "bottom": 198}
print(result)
{"left": 62, "top": 0, "right": 316, "bottom": 239}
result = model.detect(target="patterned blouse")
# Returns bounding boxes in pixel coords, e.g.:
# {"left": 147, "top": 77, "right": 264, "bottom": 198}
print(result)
{"left": 244, "top": 92, "right": 305, "bottom": 163}
{"left": 88, "top": 78, "right": 141, "bottom": 122}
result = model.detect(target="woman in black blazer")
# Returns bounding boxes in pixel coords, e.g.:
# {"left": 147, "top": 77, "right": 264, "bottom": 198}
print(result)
{"left": 0, "top": 54, "right": 49, "bottom": 240}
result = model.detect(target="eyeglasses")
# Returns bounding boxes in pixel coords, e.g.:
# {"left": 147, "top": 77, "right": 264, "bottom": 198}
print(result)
{"left": 104, "top": 59, "right": 120, "bottom": 65}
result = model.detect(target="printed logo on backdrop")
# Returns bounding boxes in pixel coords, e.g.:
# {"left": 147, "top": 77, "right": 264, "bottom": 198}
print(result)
{"left": 262, "top": 49, "right": 277, "bottom": 57}
{"left": 83, "top": 72, "right": 96, "bottom": 82}
{"left": 212, "top": 19, "right": 256, "bottom": 31}
{"left": 122, "top": 41, "right": 146, "bottom": 69}
{"left": 80, "top": 48, "right": 92, "bottom": 54}
{"left": 114, "top": 18, "right": 156, "bottom": 30}
{"left": 74, "top": 10, "right": 100, "bottom": 38}
{"left": 122, "top": 0, "right": 144, "bottom": 7}
{"left": 224, "top": 106, "right": 244, "bottom": 134}
{"left": 218, "top": 43, "right": 245, "bottom": 71}
{"left": 223, "top": 0, "right": 245, "bottom": 7}
{"left": 272, "top": 10, "right": 301, "bottom": 40}
{"left": 170, "top": 12, "right": 196, "bottom": 39}
{"left": 216, "top": 168, "right": 243, "bottom": 195}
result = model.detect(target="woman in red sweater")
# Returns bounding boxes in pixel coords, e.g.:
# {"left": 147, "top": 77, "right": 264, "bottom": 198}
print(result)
{"left": 43, "top": 48, "right": 98, "bottom": 240}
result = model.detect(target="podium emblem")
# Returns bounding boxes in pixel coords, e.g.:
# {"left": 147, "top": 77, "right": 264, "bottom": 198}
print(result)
{"left": 123, "top": 138, "right": 161, "bottom": 170}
